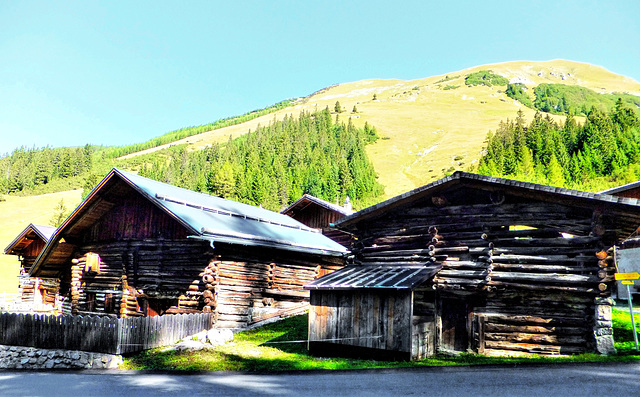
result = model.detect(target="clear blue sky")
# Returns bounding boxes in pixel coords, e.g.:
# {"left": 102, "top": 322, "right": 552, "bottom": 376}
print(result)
{"left": 1, "top": 0, "right": 638, "bottom": 154}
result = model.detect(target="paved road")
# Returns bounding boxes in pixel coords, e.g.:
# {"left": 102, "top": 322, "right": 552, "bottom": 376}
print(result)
{"left": 1, "top": 362, "right": 639, "bottom": 396}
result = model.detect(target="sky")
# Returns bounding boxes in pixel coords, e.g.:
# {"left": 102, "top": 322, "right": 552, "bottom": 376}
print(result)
{"left": 1, "top": 0, "right": 639, "bottom": 154}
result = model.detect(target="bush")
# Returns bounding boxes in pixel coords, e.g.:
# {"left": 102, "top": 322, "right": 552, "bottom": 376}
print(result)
{"left": 505, "top": 83, "right": 534, "bottom": 108}
{"left": 465, "top": 70, "right": 508, "bottom": 87}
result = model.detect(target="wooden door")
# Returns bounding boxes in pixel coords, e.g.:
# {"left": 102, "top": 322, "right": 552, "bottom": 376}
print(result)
{"left": 440, "top": 298, "right": 469, "bottom": 353}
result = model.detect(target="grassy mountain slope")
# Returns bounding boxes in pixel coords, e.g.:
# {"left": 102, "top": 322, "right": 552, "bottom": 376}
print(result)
{"left": 0, "top": 190, "right": 82, "bottom": 293}
{"left": 121, "top": 60, "right": 640, "bottom": 198}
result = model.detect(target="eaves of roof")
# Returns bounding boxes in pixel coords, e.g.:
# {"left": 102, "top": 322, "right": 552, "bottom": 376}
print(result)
{"left": 334, "top": 171, "right": 640, "bottom": 229}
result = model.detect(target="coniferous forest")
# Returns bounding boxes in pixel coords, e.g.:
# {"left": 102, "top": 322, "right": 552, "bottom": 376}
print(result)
{"left": 0, "top": 108, "right": 383, "bottom": 212}
{"left": 477, "top": 99, "right": 640, "bottom": 190}
{"left": 135, "top": 108, "right": 383, "bottom": 211}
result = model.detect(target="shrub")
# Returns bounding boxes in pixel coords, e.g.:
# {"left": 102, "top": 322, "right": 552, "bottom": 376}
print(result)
{"left": 465, "top": 70, "right": 508, "bottom": 87}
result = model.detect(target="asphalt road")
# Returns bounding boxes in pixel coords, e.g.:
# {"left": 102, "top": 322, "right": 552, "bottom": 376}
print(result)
{"left": 1, "top": 362, "right": 639, "bottom": 396}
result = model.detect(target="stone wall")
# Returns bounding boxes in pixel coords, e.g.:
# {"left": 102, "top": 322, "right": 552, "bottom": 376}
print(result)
{"left": 0, "top": 345, "right": 122, "bottom": 369}
{"left": 593, "top": 297, "right": 616, "bottom": 355}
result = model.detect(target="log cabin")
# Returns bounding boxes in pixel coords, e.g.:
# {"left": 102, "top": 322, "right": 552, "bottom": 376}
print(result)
{"left": 28, "top": 168, "right": 347, "bottom": 328}
{"left": 281, "top": 194, "right": 354, "bottom": 247}
{"left": 306, "top": 171, "right": 639, "bottom": 360}
{"left": 4, "top": 224, "right": 59, "bottom": 309}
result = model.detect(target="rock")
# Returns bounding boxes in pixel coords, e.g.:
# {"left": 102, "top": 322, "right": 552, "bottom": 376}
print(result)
{"left": 207, "top": 329, "right": 234, "bottom": 346}
{"left": 189, "top": 330, "right": 209, "bottom": 343}
{"left": 45, "top": 360, "right": 55, "bottom": 369}
{"left": 173, "top": 340, "right": 206, "bottom": 352}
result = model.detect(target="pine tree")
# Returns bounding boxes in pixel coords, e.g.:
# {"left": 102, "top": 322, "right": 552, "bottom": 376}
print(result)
{"left": 546, "top": 153, "right": 565, "bottom": 187}
{"left": 49, "top": 199, "right": 70, "bottom": 227}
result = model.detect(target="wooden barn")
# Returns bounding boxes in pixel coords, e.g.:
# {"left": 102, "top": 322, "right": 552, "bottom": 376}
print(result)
{"left": 306, "top": 172, "right": 639, "bottom": 360}
{"left": 600, "top": 180, "right": 640, "bottom": 200}
{"left": 4, "top": 224, "right": 59, "bottom": 309}
{"left": 281, "top": 194, "right": 354, "bottom": 247}
{"left": 28, "top": 168, "right": 346, "bottom": 328}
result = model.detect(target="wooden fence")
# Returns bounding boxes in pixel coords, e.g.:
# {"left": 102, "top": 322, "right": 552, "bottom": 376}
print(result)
{"left": 0, "top": 312, "right": 213, "bottom": 354}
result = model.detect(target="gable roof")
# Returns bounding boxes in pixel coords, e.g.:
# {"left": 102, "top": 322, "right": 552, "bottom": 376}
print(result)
{"left": 281, "top": 194, "right": 354, "bottom": 218}
{"left": 335, "top": 171, "right": 640, "bottom": 235}
{"left": 30, "top": 168, "right": 348, "bottom": 276}
{"left": 4, "top": 224, "right": 56, "bottom": 255}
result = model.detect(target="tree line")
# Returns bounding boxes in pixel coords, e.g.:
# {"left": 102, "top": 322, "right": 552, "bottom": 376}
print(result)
{"left": 477, "top": 99, "right": 640, "bottom": 190}
{"left": 135, "top": 108, "right": 383, "bottom": 211}
{"left": 0, "top": 145, "right": 97, "bottom": 194}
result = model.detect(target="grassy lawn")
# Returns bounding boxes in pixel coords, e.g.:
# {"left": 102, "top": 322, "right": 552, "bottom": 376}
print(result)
{"left": 122, "top": 307, "right": 640, "bottom": 371}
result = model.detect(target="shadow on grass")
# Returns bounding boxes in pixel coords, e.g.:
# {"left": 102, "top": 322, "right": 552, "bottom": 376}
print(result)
{"left": 123, "top": 312, "right": 640, "bottom": 371}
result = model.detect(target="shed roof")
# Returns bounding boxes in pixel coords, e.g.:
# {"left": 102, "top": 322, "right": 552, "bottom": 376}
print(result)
{"left": 599, "top": 180, "right": 640, "bottom": 196}
{"left": 281, "top": 194, "right": 354, "bottom": 217}
{"left": 334, "top": 171, "right": 640, "bottom": 235}
{"left": 30, "top": 168, "right": 347, "bottom": 277}
{"left": 305, "top": 264, "right": 442, "bottom": 290}
{"left": 4, "top": 224, "right": 56, "bottom": 255}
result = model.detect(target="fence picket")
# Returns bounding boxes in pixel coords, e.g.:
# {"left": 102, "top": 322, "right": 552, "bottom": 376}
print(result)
{"left": 0, "top": 312, "right": 213, "bottom": 354}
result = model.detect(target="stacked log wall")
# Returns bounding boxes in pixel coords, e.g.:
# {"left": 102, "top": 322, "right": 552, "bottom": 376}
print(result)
{"left": 62, "top": 239, "right": 342, "bottom": 326}
{"left": 206, "top": 249, "right": 343, "bottom": 328}
{"left": 350, "top": 196, "right": 617, "bottom": 357}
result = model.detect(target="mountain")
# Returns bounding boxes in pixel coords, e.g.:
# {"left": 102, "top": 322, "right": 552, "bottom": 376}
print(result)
{"left": 119, "top": 60, "right": 640, "bottom": 198}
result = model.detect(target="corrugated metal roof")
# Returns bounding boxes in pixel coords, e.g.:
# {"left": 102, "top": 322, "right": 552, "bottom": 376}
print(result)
{"left": 305, "top": 265, "right": 441, "bottom": 290}
{"left": 4, "top": 223, "right": 56, "bottom": 255}
{"left": 115, "top": 169, "right": 348, "bottom": 256}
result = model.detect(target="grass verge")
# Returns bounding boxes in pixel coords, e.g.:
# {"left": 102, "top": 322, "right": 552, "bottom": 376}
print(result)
{"left": 122, "top": 307, "right": 640, "bottom": 371}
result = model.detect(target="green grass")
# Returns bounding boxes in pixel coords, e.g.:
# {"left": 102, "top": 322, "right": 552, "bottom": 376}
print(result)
{"left": 122, "top": 307, "right": 640, "bottom": 372}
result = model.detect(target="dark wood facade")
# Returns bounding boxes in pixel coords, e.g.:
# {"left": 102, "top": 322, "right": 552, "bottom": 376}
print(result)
{"left": 307, "top": 172, "right": 637, "bottom": 359}
{"left": 282, "top": 194, "right": 353, "bottom": 247}
{"left": 29, "top": 169, "right": 346, "bottom": 328}
{"left": 4, "top": 224, "right": 59, "bottom": 308}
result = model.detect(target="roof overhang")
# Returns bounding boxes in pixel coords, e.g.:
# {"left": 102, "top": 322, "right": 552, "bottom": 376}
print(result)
{"left": 334, "top": 171, "right": 640, "bottom": 234}
{"left": 305, "top": 264, "right": 442, "bottom": 290}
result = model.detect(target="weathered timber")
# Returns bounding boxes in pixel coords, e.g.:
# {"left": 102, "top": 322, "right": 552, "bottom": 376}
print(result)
{"left": 440, "top": 261, "right": 490, "bottom": 270}
{"left": 489, "top": 271, "right": 600, "bottom": 285}
{"left": 490, "top": 263, "right": 600, "bottom": 273}
{"left": 483, "top": 323, "right": 586, "bottom": 335}
{"left": 484, "top": 332, "right": 586, "bottom": 345}
{"left": 437, "top": 269, "right": 490, "bottom": 278}
{"left": 483, "top": 340, "right": 586, "bottom": 355}
{"left": 491, "top": 253, "right": 598, "bottom": 263}
{"left": 477, "top": 312, "right": 586, "bottom": 326}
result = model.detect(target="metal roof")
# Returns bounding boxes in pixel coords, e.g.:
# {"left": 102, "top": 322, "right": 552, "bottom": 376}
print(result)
{"left": 599, "top": 180, "right": 640, "bottom": 195}
{"left": 30, "top": 168, "right": 347, "bottom": 275}
{"left": 4, "top": 224, "right": 56, "bottom": 255}
{"left": 305, "top": 265, "right": 441, "bottom": 290}
{"left": 115, "top": 169, "right": 348, "bottom": 256}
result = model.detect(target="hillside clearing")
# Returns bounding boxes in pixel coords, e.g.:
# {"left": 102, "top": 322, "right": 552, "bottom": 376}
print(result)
{"left": 0, "top": 189, "right": 82, "bottom": 293}
{"left": 116, "top": 60, "right": 639, "bottom": 198}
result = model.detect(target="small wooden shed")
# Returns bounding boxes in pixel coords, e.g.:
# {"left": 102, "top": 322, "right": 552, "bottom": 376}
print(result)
{"left": 4, "top": 224, "right": 59, "bottom": 308}
{"left": 28, "top": 168, "right": 346, "bottom": 327}
{"left": 281, "top": 194, "right": 354, "bottom": 247}
{"left": 307, "top": 172, "right": 640, "bottom": 359}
